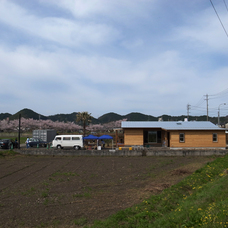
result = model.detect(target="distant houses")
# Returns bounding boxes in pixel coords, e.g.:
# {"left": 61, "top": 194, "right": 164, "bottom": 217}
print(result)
{"left": 121, "top": 121, "right": 227, "bottom": 149}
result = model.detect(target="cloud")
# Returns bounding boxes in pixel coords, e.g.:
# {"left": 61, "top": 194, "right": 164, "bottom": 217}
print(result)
{"left": 0, "top": 1, "right": 121, "bottom": 48}
{"left": 170, "top": 5, "right": 228, "bottom": 53}
{"left": 45, "top": 0, "right": 156, "bottom": 20}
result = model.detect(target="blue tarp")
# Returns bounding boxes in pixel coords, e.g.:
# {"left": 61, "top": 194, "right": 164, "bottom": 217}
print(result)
{"left": 98, "top": 135, "right": 113, "bottom": 140}
{"left": 83, "top": 135, "right": 99, "bottom": 140}
{"left": 84, "top": 134, "right": 113, "bottom": 140}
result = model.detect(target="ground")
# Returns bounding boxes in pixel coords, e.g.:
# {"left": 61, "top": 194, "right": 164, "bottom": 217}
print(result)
{"left": 0, "top": 153, "right": 215, "bottom": 227}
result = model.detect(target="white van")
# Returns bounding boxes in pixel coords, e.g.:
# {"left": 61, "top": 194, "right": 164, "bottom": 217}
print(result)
{"left": 52, "top": 135, "right": 83, "bottom": 150}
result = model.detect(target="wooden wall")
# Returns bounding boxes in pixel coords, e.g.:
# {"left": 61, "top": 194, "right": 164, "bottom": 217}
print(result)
{"left": 124, "top": 128, "right": 143, "bottom": 146}
{"left": 169, "top": 130, "right": 226, "bottom": 148}
{"left": 123, "top": 128, "right": 226, "bottom": 148}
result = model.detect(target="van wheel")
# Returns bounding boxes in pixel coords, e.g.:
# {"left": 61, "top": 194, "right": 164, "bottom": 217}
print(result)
{"left": 57, "top": 145, "right": 62, "bottom": 149}
{"left": 74, "top": 146, "right": 80, "bottom": 150}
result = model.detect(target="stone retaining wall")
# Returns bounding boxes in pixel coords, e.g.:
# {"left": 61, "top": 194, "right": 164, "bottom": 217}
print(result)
{"left": 15, "top": 148, "right": 228, "bottom": 156}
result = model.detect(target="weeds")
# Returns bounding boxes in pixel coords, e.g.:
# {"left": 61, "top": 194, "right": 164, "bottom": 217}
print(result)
{"left": 73, "top": 187, "right": 92, "bottom": 198}
{"left": 21, "top": 187, "right": 36, "bottom": 196}
{"left": 41, "top": 188, "right": 49, "bottom": 198}
{"left": 52, "top": 171, "right": 79, "bottom": 177}
{"left": 36, "top": 222, "right": 47, "bottom": 227}
{"left": 73, "top": 217, "right": 88, "bottom": 226}
{"left": 0, "top": 150, "right": 18, "bottom": 158}
{"left": 73, "top": 192, "right": 91, "bottom": 198}
{"left": 160, "top": 159, "right": 174, "bottom": 166}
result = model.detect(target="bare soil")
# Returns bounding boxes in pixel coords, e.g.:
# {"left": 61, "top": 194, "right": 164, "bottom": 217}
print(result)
{"left": 0, "top": 153, "right": 215, "bottom": 227}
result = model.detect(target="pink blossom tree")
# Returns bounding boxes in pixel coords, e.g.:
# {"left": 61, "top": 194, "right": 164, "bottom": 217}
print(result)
{"left": 0, "top": 118, "right": 126, "bottom": 134}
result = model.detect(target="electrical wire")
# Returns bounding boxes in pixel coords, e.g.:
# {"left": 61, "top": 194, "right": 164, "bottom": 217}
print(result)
{"left": 193, "top": 96, "right": 205, "bottom": 107}
{"left": 223, "top": 0, "right": 228, "bottom": 12}
{"left": 190, "top": 106, "right": 206, "bottom": 115}
{"left": 209, "top": 87, "right": 228, "bottom": 97}
{"left": 189, "top": 87, "right": 228, "bottom": 117}
{"left": 210, "top": 0, "right": 228, "bottom": 38}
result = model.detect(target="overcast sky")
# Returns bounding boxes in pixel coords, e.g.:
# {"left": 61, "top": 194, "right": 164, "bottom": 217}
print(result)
{"left": 1, "top": 0, "right": 228, "bottom": 118}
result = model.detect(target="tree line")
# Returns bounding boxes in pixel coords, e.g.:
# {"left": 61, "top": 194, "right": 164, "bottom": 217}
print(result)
{"left": 0, "top": 111, "right": 125, "bottom": 134}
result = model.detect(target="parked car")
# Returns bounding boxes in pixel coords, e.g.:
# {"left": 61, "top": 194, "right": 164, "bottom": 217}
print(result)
{"left": 0, "top": 139, "right": 18, "bottom": 149}
{"left": 0, "top": 139, "right": 10, "bottom": 149}
{"left": 28, "top": 138, "right": 47, "bottom": 147}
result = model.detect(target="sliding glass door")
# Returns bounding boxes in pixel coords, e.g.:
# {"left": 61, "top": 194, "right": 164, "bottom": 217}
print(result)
{"left": 144, "top": 130, "right": 162, "bottom": 145}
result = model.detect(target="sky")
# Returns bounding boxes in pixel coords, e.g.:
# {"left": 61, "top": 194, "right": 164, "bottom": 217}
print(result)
{"left": 1, "top": 0, "right": 228, "bottom": 118}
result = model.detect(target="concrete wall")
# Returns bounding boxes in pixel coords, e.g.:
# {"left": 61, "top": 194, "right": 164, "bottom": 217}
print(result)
{"left": 16, "top": 148, "right": 228, "bottom": 157}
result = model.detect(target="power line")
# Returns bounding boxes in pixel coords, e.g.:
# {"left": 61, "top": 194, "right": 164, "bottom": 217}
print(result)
{"left": 210, "top": 0, "right": 228, "bottom": 38}
{"left": 209, "top": 87, "right": 228, "bottom": 97}
{"left": 191, "top": 106, "right": 206, "bottom": 110}
{"left": 223, "top": 0, "right": 228, "bottom": 12}
{"left": 193, "top": 96, "right": 205, "bottom": 107}
{"left": 189, "top": 87, "right": 228, "bottom": 117}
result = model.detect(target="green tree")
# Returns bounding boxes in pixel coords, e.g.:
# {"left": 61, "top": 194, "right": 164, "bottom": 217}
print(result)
{"left": 76, "top": 112, "right": 92, "bottom": 136}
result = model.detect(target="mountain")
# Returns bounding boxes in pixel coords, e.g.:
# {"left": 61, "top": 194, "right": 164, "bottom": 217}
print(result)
{"left": 9, "top": 108, "right": 47, "bottom": 120}
{"left": 0, "top": 108, "right": 227, "bottom": 125}
{"left": 48, "top": 112, "right": 78, "bottom": 122}
{"left": 124, "top": 112, "right": 157, "bottom": 121}
{"left": 98, "top": 112, "right": 123, "bottom": 123}
{"left": 98, "top": 112, "right": 159, "bottom": 123}
{"left": 0, "top": 113, "right": 11, "bottom": 120}
{"left": 48, "top": 112, "right": 100, "bottom": 124}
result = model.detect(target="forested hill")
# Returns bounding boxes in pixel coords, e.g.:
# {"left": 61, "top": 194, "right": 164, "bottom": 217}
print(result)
{"left": 0, "top": 108, "right": 227, "bottom": 125}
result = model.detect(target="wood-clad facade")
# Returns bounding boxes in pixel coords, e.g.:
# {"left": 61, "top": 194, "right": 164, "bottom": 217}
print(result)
{"left": 122, "top": 121, "right": 227, "bottom": 149}
{"left": 124, "top": 129, "right": 143, "bottom": 146}
{"left": 168, "top": 130, "right": 225, "bottom": 148}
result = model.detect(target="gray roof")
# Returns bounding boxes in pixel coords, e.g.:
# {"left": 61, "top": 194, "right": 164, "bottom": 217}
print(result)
{"left": 121, "top": 121, "right": 225, "bottom": 131}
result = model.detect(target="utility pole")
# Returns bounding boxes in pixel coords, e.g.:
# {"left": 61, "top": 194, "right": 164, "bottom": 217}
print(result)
{"left": 218, "top": 103, "right": 226, "bottom": 126}
{"left": 18, "top": 114, "right": 21, "bottom": 149}
{"left": 187, "top": 104, "right": 191, "bottom": 119}
{"left": 39, "top": 114, "right": 41, "bottom": 129}
{"left": 204, "top": 94, "right": 209, "bottom": 121}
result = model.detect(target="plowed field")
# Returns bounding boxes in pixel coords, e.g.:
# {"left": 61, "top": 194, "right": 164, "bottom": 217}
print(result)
{"left": 0, "top": 154, "right": 215, "bottom": 227}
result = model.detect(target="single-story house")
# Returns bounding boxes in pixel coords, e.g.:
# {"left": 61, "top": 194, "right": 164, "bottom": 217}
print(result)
{"left": 121, "top": 121, "right": 227, "bottom": 149}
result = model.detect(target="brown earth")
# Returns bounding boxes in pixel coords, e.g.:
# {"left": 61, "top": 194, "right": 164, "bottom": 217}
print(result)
{"left": 0, "top": 153, "right": 215, "bottom": 227}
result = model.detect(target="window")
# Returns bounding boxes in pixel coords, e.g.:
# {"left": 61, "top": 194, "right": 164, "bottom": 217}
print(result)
{"left": 143, "top": 131, "right": 162, "bottom": 144}
{"left": 55, "top": 137, "right": 61, "bottom": 140}
{"left": 72, "top": 137, "right": 80, "bottom": 140}
{"left": 179, "top": 133, "right": 185, "bottom": 143}
{"left": 148, "top": 131, "right": 157, "bottom": 143}
{"left": 63, "top": 137, "right": 71, "bottom": 140}
{"left": 213, "top": 133, "right": 218, "bottom": 142}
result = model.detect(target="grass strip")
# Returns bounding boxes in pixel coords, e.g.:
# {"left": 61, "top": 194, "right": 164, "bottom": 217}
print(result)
{"left": 0, "top": 150, "right": 19, "bottom": 157}
{"left": 88, "top": 155, "right": 228, "bottom": 228}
